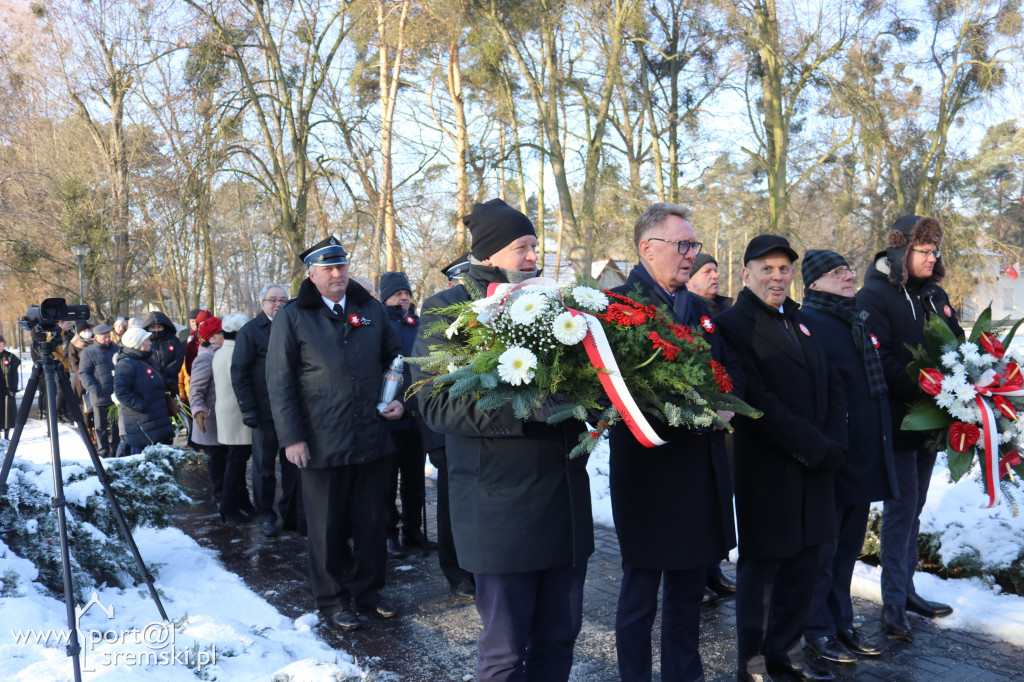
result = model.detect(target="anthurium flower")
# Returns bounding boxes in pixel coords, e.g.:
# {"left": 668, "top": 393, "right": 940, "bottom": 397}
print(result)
{"left": 999, "top": 450, "right": 1022, "bottom": 479}
{"left": 1003, "top": 362, "right": 1023, "bottom": 387}
{"left": 948, "top": 421, "right": 981, "bottom": 452}
{"left": 919, "top": 368, "right": 945, "bottom": 396}
{"left": 993, "top": 395, "right": 1018, "bottom": 421}
{"left": 979, "top": 332, "right": 1006, "bottom": 360}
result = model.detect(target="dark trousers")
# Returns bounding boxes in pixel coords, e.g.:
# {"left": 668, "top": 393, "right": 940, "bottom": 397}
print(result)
{"left": 474, "top": 562, "right": 587, "bottom": 682}
{"left": 881, "top": 448, "right": 936, "bottom": 606}
{"left": 616, "top": 563, "right": 706, "bottom": 682}
{"left": 219, "top": 443, "right": 253, "bottom": 516}
{"left": 93, "top": 404, "right": 120, "bottom": 457}
{"left": 806, "top": 503, "right": 870, "bottom": 638}
{"left": 386, "top": 426, "right": 425, "bottom": 539}
{"left": 736, "top": 545, "right": 819, "bottom": 675}
{"left": 251, "top": 422, "right": 298, "bottom": 523}
{"left": 203, "top": 444, "right": 229, "bottom": 498}
{"left": 428, "top": 447, "right": 472, "bottom": 588}
{"left": 301, "top": 457, "right": 388, "bottom": 614}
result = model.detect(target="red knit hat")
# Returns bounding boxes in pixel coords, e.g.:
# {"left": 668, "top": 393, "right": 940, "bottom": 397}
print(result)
{"left": 196, "top": 310, "right": 213, "bottom": 324}
{"left": 198, "top": 316, "right": 222, "bottom": 341}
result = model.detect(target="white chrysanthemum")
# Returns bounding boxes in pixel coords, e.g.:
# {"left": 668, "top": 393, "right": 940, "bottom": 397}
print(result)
{"left": 953, "top": 382, "right": 978, "bottom": 403}
{"left": 949, "top": 402, "right": 980, "bottom": 423}
{"left": 497, "top": 346, "right": 537, "bottom": 386}
{"left": 447, "top": 363, "right": 458, "bottom": 374}
{"left": 935, "top": 390, "right": 956, "bottom": 410}
{"left": 960, "top": 341, "right": 982, "bottom": 364}
{"left": 1000, "top": 430, "right": 1016, "bottom": 444}
{"left": 940, "top": 351, "right": 960, "bottom": 368}
{"left": 445, "top": 315, "right": 464, "bottom": 339}
{"left": 572, "top": 286, "right": 609, "bottom": 312}
{"left": 552, "top": 311, "right": 588, "bottom": 345}
{"left": 509, "top": 291, "right": 547, "bottom": 324}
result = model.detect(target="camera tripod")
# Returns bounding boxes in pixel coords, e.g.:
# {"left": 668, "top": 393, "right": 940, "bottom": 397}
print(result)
{"left": 0, "top": 326, "right": 167, "bottom": 682}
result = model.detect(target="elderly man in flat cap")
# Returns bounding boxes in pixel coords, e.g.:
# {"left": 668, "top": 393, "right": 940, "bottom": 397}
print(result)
{"left": 717, "top": 235, "right": 848, "bottom": 682}
{"left": 266, "top": 236, "right": 405, "bottom": 630}
{"left": 412, "top": 199, "right": 593, "bottom": 682}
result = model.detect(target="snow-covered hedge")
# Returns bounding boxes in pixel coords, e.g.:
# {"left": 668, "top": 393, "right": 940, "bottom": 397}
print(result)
{"left": 862, "top": 453, "right": 1024, "bottom": 595}
{"left": 0, "top": 445, "right": 203, "bottom": 601}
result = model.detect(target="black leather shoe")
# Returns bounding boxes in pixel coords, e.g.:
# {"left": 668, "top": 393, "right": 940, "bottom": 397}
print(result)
{"left": 881, "top": 604, "right": 913, "bottom": 641}
{"left": 403, "top": 530, "right": 438, "bottom": 551}
{"left": 837, "top": 628, "right": 882, "bottom": 656}
{"left": 327, "top": 609, "right": 362, "bottom": 630}
{"left": 386, "top": 538, "right": 406, "bottom": 559}
{"left": 454, "top": 579, "right": 476, "bottom": 602}
{"left": 766, "top": 660, "right": 834, "bottom": 681}
{"left": 737, "top": 672, "right": 775, "bottom": 682}
{"left": 371, "top": 601, "right": 397, "bottom": 619}
{"left": 260, "top": 520, "right": 279, "bottom": 537}
{"left": 707, "top": 567, "right": 738, "bottom": 595}
{"left": 906, "top": 592, "right": 953, "bottom": 619}
{"left": 220, "top": 510, "right": 251, "bottom": 524}
{"left": 805, "top": 636, "right": 856, "bottom": 663}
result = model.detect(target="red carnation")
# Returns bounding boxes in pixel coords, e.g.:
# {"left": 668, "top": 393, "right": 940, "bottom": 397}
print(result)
{"left": 979, "top": 332, "right": 1006, "bottom": 360}
{"left": 605, "top": 303, "right": 649, "bottom": 326}
{"left": 948, "top": 422, "right": 981, "bottom": 452}
{"left": 648, "top": 331, "right": 681, "bottom": 361}
{"left": 919, "top": 368, "right": 944, "bottom": 396}
{"left": 708, "top": 359, "right": 734, "bottom": 393}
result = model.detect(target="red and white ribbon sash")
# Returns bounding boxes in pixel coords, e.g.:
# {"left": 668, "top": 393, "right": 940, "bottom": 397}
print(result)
{"left": 570, "top": 309, "right": 667, "bottom": 448}
{"left": 973, "top": 379, "right": 1024, "bottom": 508}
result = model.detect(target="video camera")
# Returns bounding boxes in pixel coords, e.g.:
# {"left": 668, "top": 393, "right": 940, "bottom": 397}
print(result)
{"left": 19, "top": 297, "right": 91, "bottom": 331}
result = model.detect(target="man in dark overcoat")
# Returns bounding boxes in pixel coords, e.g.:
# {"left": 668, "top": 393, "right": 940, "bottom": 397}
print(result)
{"left": 412, "top": 199, "right": 593, "bottom": 682}
{"left": 800, "top": 250, "right": 898, "bottom": 662}
{"left": 78, "top": 324, "right": 120, "bottom": 457}
{"left": 141, "top": 310, "right": 185, "bottom": 392}
{"left": 856, "top": 216, "right": 962, "bottom": 639}
{"left": 609, "top": 202, "right": 738, "bottom": 682}
{"left": 266, "top": 236, "right": 405, "bottom": 630}
{"left": 232, "top": 282, "right": 298, "bottom": 537}
{"left": 717, "top": 235, "right": 848, "bottom": 682}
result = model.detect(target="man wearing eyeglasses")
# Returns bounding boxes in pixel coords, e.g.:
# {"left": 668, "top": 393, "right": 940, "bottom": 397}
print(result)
{"left": 857, "top": 216, "right": 962, "bottom": 641}
{"left": 232, "top": 282, "right": 298, "bottom": 538}
{"left": 717, "top": 235, "right": 848, "bottom": 682}
{"left": 799, "top": 250, "right": 897, "bottom": 664}
{"left": 609, "top": 203, "right": 738, "bottom": 682}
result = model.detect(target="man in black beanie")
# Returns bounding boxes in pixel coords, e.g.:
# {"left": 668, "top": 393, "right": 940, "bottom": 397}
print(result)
{"left": 801, "top": 249, "right": 896, "bottom": 663}
{"left": 412, "top": 199, "right": 593, "bottom": 681}
{"left": 857, "top": 216, "right": 962, "bottom": 641}
{"left": 689, "top": 252, "right": 734, "bottom": 316}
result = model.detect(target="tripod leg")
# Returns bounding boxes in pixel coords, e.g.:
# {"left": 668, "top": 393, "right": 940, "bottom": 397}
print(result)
{"left": 56, "top": 366, "right": 169, "bottom": 622}
{"left": 0, "top": 362, "right": 42, "bottom": 491}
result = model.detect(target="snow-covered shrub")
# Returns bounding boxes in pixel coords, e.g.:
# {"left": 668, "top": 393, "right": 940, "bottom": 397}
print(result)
{"left": 0, "top": 445, "right": 203, "bottom": 601}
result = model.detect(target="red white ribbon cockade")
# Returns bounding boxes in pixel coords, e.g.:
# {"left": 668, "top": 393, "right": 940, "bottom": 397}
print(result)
{"left": 485, "top": 279, "right": 667, "bottom": 448}
{"left": 972, "top": 368, "right": 1024, "bottom": 507}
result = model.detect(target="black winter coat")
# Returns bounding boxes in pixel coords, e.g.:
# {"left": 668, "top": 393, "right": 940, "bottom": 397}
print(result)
{"left": 717, "top": 287, "right": 848, "bottom": 559}
{"left": 609, "top": 267, "right": 737, "bottom": 569}
{"left": 78, "top": 341, "right": 118, "bottom": 407}
{"left": 266, "top": 278, "right": 402, "bottom": 468}
{"left": 856, "top": 252, "right": 964, "bottom": 450}
{"left": 114, "top": 347, "right": 175, "bottom": 448}
{"left": 801, "top": 298, "right": 899, "bottom": 505}
{"left": 412, "top": 265, "right": 594, "bottom": 575}
{"left": 1, "top": 348, "right": 21, "bottom": 428}
{"left": 142, "top": 311, "right": 185, "bottom": 391}
{"left": 231, "top": 311, "right": 275, "bottom": 425}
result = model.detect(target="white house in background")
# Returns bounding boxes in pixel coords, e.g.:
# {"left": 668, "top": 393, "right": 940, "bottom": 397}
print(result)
{"left": 590, "top": 259, "right": 635, "bottom": 288}
{"left": 960, "top": 250, "right": 1024, "bottom": 324}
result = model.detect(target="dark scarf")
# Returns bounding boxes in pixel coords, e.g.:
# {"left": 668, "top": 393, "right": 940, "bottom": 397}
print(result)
{"left": 802, "top": 289, "right": 888, "bottom": 398}
{"left": 631, "top": 262, "right": 696, "bottom": 325}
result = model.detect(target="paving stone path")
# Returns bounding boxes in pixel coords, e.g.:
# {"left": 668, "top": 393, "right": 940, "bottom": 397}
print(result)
{"left": 175, "top": 467, "right": 1024, "bottom": 681}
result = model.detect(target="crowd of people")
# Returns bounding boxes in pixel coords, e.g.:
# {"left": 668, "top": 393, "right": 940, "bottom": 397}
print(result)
{"left": 0, "top": 201, "right": 961, "bottom": 682}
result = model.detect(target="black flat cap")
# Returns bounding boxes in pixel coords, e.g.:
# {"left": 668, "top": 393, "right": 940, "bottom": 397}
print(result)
{"left": 743, "top": 234, "right": 799, "bottom": 264}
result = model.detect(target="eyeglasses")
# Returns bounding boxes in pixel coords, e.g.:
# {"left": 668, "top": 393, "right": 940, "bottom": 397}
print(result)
{"left": 263, "top": 297, "right": 288, "bottom": 304}
{"left": 828, "top": 266, "right": 857, "bottom": 278}
{"left": 647, "top": 238, "right": 703, "bottom": 255}
{"left": 911, "top": 248, "right": 941, "bottom": 259}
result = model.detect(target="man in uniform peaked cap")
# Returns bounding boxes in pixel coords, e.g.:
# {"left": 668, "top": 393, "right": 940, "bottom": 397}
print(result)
{"left": 266, "top": 235, "right": 405, "bottom": 630}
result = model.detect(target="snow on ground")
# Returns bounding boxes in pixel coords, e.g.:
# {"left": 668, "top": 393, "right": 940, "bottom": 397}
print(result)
{"left": 0, "top": 417, "right": 366, "bottom": 682}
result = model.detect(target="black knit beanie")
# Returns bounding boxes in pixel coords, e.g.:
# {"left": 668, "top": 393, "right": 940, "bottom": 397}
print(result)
{"left": 802, "top": 249, "right": 849, "bottom": 287}
{"left": 692, "top": 253, "right": 718, "bottom": 275}
{"left": 379, "top": 271, "right": 412, "bottom": 303}
{"left": 464, "top": 199, "right": 537, "bottom": 260}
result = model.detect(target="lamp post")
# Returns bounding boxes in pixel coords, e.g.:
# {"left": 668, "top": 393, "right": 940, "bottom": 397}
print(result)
{"left": 71, "top": 245, "right": 90, "bottom": 305}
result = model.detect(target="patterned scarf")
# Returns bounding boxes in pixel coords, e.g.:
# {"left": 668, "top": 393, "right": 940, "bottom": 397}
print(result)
{"left": 802, "top": 289, "right": 888, "bottom": 398}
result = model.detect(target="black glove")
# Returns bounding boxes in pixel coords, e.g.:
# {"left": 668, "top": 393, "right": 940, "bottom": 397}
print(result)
{"left": 817, "top": 441, "right": 845, "bottom": 473}
{"left": 241, "top": 411, "right": 260, "bottom": 429}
